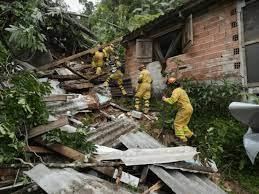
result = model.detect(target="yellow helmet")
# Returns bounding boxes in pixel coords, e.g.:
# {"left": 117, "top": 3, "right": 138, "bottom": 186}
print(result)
{"left": 167, "top": 77, "right": 177, "bottom": 85}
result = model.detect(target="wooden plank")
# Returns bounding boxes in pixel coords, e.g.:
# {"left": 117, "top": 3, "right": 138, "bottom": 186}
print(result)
{"left": 34, "top": 138, "right": 139, "bottom": 187}
{"left": 150, "top": 23, "right": 183, "bottom": 39}
{"left": 34, "top": 137, "right": 86, "bottom": 161}
{"left": 109, "top": 102, "right": 130, "bottom": 112}
{"left": 182, "top": 14, "right": 193, "bottom": 52}
{"left": 46, "top": 74, "right": 81, "bottom": 81}
{"left": 142, "top": 181, "right": 163, "bottom": 194}
{"left": 136, "top": 39, "right": 153, "bottom": 63}
{"left": 28, "top": 117, "right": 69, "bottom": 138}
{"left": 165, "top": 32, "right": 182, "bottom": 59}
{"left": 0, "top": 168, "right": 18, "bottom": 177}
{"left": 64, "top": 64, "right": 89, "bottom": 80}
{"left": 140, "top": 166, "right": 149, "bottom": 183}
{"left": 62, "top": 82, "right": 94, "bottom": 91}
{"left": 154, "top": 41, "right": 165, "bottom": 64}
{"left": 43, "top": 95, "right": 68, "bottom": 102}
{"left": 46, "top": 144, "right": 86, "bottom": 161}
{"left": 38, "top": 37, "right": 122, "bottom": 71}
{"left": 24, "top": 146, "right": 53, "bottom": 154}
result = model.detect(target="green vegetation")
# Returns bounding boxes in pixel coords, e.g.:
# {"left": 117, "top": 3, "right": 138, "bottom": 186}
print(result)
{"left": 42, "top": 127, "right": 96, "bottom": 154}
{"left": 152, "top": 79, "right": 259, "bottom": 193}
{"left": 0, "top": 72, "right": 51, "bottom": 163}
{"left": 85, "top": 0, "right": 184, "bottom": 42}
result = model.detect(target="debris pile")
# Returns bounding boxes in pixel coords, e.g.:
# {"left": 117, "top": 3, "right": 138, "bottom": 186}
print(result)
{"left": 0, "top": 50, "right": 226, "bottom": 194}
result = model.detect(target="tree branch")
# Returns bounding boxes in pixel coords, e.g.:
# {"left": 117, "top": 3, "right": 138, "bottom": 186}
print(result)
{"left": 68, "top": 12, "right": 126, "bottom": 31}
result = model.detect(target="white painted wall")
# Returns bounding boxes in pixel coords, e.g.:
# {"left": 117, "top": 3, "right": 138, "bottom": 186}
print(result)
{"left": 147, "top": 61, "right": 167, "bottom": 95}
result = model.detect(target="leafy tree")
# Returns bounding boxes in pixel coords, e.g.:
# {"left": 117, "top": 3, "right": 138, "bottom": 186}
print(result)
{"left": 0, "top": 72, "right": 51, "bottom": 163}
{"left": 79, "top": 0, "right": 94, "bottom": 15}
{"left": 0, "top": 0, "right": 96, "bottom": 68}
{"left": 85, "top": 0, "right": 184, "bottom": 42}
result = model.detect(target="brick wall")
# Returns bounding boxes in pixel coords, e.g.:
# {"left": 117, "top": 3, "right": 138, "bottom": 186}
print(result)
{"left": 166, "top": 0, "right": 241, "bottom": 81}
{"left": 125, "top": 40, "right": 139, "bottom": 86}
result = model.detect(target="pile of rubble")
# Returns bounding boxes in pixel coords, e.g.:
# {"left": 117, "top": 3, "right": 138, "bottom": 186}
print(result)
{"left": 0, "top": 50, "right": 227, "bottom": 194}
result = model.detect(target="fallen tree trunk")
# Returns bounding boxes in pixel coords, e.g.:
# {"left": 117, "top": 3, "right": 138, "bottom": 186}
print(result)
{"left": 62, "top": 15, "right": 97, "bottom": 40}
{"left": 37, "top": 37, "right": 122, "bottom": 71}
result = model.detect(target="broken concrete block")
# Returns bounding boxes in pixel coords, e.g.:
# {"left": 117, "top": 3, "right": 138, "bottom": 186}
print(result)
{"left": 131, "top": 110, "right": 143, "bottom": 119}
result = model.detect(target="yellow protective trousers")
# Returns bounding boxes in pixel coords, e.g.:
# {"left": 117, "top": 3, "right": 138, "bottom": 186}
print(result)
{"left": 92, "top": 51, "right": 104, "bottom": 75}
{"left": 174, "top": 105, "right": 193, "bottom": 142}
{"left": 163, "top": 87, "right": 193, "bottom": 142}
{"left": 104, "top": 70, "right": 127, "bottom": 95}
{"left": 135, "top": 83, "right": 151, "bottom": 111}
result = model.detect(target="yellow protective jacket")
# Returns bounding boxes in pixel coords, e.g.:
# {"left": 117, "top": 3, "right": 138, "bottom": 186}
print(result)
{"left": 110, "top": 70, "right": 123, "bottom": 84}
{"left": 163, "top": 87, "right": 193, "bottom": 111}
{"left": 135, "top": 69, "right": 152, "bottom": 99}
{"left": 163, "top": 87, "right": 193, "bottom": 135}
{"left": 138, "top": 69, "right": 152, "bottom": 84}
{"left": 103, "top": 46, "right": 114, "bottom": 58}
{"left": 92, "top": 51, "right": 104, "bottom": 67}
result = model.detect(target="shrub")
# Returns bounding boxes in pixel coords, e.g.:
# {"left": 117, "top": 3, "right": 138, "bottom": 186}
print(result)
{"left": 154, "top": 79, "right": 256, "bottom": 172}
{"left": 0, "top": 72, "right": 51, "bottom": 163}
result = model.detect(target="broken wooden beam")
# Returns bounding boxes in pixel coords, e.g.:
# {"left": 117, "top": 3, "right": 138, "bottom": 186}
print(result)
{"left": 64, "top": 64, "right": 90, "bottom": 80}
{"left": 28, "top": 116, "right": 69, "bottom": 138}
{"left": 34, "top": 137, "right": 87, "bottom": 161}
{"left": 0, "top": 168, "right": 19, "bottom": 177}
{"left": 142, "top": 181, "right": 163, "bottom": 194}
{"left": 37, "top": 37, "right": 122, "bottom": 71}
{"left": 46, "top": 74, "right": 81, "bottom": 81}
{"left": 62, "top": 81, "right": 94, "bottom": 91}
{"left": 23, "top": 146, "right": 53, "bottom": 154}
{"left": 63, "top": 15, "right": 97, "bottom": 39}
{"left": 110, "top": 102, "right": 130, "bottom": 112}
{"left": 140, "top": 166, "right": 150, "bottom": 184}
{"left": 43, "top": 95, "right": 68, "bottom": 102}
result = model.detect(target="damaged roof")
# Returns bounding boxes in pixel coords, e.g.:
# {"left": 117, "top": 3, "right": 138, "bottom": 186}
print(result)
{"left": 119, "top": 131, "right": 226, "bottom": 194}
{"left": 122, "top": 0, "right": 219, "bottom": 43}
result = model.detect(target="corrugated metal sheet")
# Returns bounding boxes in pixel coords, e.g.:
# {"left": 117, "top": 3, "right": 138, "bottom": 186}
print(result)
{"left": 119, "top": 131, "right": 226, "bottom": 194}
{"left": 96, "top": 147, "right": 197, "bottom": 166}
{"left": 25, "top": 164, "right": 135, "bottom": 194}
{"left": 88, "top": 118, "right": 138, "bottom": 147}
{"left": 150, "top": 166, "right": 225, "bottom": 194}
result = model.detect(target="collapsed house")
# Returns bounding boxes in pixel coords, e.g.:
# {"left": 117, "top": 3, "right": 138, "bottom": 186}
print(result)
{"left": 122, "top": 0, "right": 259, "bottom": 95}
{"left": 0, "top": 42, "right": 228, "bottom": 193}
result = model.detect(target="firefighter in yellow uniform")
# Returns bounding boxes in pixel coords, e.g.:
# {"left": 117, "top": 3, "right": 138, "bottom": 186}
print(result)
{"left": 103, "top": 44, "right": 115, "bottom": 61}
{"left": 162, "top": 77, "right": 193, "bottom": 143}
{"left": 92, "top": 47, "right": 105, "bottom": 75}
{"left": 135, "top": 64, "right": 152, "bottom": 114}
{"left": 104, "top": 56, "right": 127, "bottom": 96}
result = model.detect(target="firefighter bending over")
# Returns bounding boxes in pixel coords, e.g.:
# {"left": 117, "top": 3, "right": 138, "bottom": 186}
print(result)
{"left": 104, "top": 56, "right": 127, "bottom": 96}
